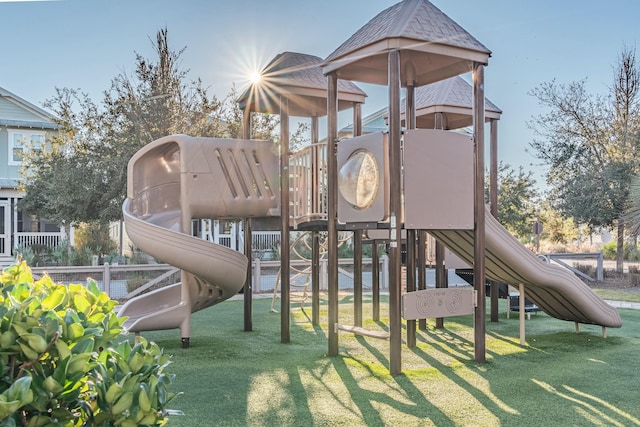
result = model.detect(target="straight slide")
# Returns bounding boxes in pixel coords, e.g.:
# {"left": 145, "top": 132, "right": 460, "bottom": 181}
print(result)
{"left": 430, "top": 209, "right": 622, "bottom": 328}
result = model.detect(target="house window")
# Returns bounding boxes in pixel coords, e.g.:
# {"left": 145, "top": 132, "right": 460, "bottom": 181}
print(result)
{"left": 8, "top": 130, "right": 46, "bottom": 165}
{"left": 16, "top": 210, "right": 60, "bottom": 233}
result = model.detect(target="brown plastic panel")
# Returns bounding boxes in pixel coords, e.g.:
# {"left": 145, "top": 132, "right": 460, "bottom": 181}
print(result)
{"left": 404, "top": 129, "right": 473, "bottom": 230}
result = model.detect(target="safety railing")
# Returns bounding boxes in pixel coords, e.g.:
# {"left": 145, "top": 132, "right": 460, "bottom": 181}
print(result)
{"left": 289, "top": 142, "right": 328, "bottom": 225}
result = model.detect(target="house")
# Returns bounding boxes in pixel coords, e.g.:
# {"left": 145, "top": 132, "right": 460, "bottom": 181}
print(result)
{"left": 338, "top": 106, "right": 389, "bottom": 138}
{"left": 0, "top": 86, "right": 67, "bottom": 265}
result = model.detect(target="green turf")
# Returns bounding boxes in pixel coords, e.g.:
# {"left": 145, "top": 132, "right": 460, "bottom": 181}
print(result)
{"left": 138, "top": 295, "right": 640, "bottom": 426}
{"left": 592, "top": 288, "right": 640, "bottom": 303}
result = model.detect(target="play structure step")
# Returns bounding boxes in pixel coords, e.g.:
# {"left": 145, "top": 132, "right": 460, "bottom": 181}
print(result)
{"left": 335, "top": 324, "right": 390, "bottom": 340}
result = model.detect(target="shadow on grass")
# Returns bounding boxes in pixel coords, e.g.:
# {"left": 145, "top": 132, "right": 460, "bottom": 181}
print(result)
{"left": 137, "top": 296, "right": 640, "bottom": 426}
{"left": 331, "top": 353, "right": 455, "bottom": 426}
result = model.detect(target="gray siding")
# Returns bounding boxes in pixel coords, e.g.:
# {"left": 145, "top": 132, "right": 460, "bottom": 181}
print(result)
{"left": 0, "top": 92, "right": 57, "bottom": 182}
{"left": 0, "top": 129, "right": 13, "bottom": 179}
{"left": 0, "top": 98, "right": 45, "bottom": 122}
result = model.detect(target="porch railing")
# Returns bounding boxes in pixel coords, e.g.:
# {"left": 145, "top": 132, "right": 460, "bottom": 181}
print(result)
{"left": 252, "top": 231, "right": 280, "bottom": 259}
{"left": 15, "top": 232, "right": 63, "bottom": 249}
{"left": 218, "top": 236, "right": 232, "bottom": 248}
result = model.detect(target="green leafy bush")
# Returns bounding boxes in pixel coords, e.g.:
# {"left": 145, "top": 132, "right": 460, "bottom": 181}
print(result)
{"left": 602, "top": 241, "right": 617, "bottom": 260}
{"left": 73, "top": 222, "right": 117, "bottom": 258}
{"left": 601, "top": 241, "right": 640, "bottom": 261}
{"left": 625, "top": 244, "right": 640, "bottom": 262}
{"left": 0, "top": 260, "right": 181, "bottom": 426}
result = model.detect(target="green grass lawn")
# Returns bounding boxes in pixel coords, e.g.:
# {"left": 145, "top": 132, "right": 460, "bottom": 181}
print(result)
{"left": 593, "top": 288, "right": 640, "bottom": 303}
{"left": 138, "top": 295, "right": 640, "bottom": 426}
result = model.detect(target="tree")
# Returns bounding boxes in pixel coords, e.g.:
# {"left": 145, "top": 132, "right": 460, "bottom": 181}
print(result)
{"left": 529, "top": 47, "right": 640, "bottom": 272}
{"left": 18, "top": 89, "right": 101, "bottom": 243}
{"left": 485, "top": 162, "right": 540, "bottom": 242}
{"left": 20, "top": 28, "right": 223, "bottom": 228}
{"left": 21, "top": 27, "right": 308, "bottom": 236}
{"left": 537, "top": 201, "right": 580, "bottom": 247}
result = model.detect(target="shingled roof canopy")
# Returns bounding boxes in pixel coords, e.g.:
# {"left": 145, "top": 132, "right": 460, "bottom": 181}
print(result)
{"left": 238, "top": 51, "right": 366, "bottom": 117}
{"left": 322, "top": 0, "right": 490, "bottom": 87}
{"left": 402, "top": 76, "right": 502, "bottom": 129}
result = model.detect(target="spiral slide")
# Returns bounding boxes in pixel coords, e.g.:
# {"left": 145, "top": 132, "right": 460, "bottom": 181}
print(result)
{"left": 117, "top": 134, "right": 280, "bottom": 343}
{"left": 430, "top": 209, "right": 622, "bottom": 328}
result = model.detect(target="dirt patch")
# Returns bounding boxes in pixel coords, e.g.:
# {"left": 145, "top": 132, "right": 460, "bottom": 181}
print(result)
{"left": 588, "top": 270, "right": 640, "bottom": 293}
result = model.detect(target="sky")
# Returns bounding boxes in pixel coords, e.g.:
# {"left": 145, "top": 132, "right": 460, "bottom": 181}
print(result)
{"left": 1, "top": 0, "right": 639, "bottom": 188}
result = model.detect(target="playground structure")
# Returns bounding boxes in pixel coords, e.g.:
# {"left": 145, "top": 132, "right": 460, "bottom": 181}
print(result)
{"left": 119, "top": 0, "right": 622, "bottom": 373}
{"left": 118, "top": 135, "right": 280, "bottom": 347}
{"left": 269, "top": 230, "right": 352, "bottom": 313}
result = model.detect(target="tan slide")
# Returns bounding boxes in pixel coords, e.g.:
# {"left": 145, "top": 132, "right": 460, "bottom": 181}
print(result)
{"left": 430, "top": 208, "right": 622, "bottom": 328}
{"left": 118, "top": 134, "right": 279, "bottom": 344}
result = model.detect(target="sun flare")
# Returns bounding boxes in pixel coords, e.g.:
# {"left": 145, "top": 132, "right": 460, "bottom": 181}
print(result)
{"left": 250, "top": 71, "right": 262, "bottom": 84}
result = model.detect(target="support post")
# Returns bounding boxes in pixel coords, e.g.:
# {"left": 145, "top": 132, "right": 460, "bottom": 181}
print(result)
{"left": 242, "top": 107, "right": 251, "bottom": 140}
{"left": 104, "top": 262, "right": 111, "bottom": 297}
{"left": 353, "top": 103, "right": 363, "bottom": 327}
{"left": 405, "top": 84, "right": 416, "bottom": 130}
{"left": 382, "top": 255, "right": 389, "bottom": 290}
{"left": 434, "top": 111, "right": 447, "bottom": 330}
{"left": 242, "top": 108, "right": 253, "bottom": 332}
{"left": 354, "top": 231, "right": 363, "bottom": 327}
{"left": 372, "top": 241, "right": 380, "bottom": 321}
{"left": 435, "top": 239, "right": 447, "bottom": 329}
{"left": 473, "top": 62, "right": 487, "bottom": 363}
{"left": 405, "top": 83, "right": 417, "bottom": 345}
{"left": 312, "top": 231, "right": 320, "bottom": 326}
{"left": 406, "top": 229, "right": 416, "bottom": 347}
{"left": 311, "top": 116, "right": 321, "bottom": 326}
{"left": 519, "top": 283, "right": 525, "bottom": 345}
{"left": 327, "top": 73, "right": 339, "bottom": 356}
{"left": 489, "top": 119, "right": 498, "bottom": 218}
{"left": 180, "top": 206, "right": 193, "bottom": 348}
{"left": 253, "top": 258, "right": 261, "bottom": 292}
{"left": 244, "top": 219, "right": 252, "bottom": 331}
{"left": 280, "top": 96, "right": 290, "bottom": 343}
{"left": 311, "top": 116, "right": 319, "bottom": 212}
{"left": 597, "top": 252, "right": 604, "bottom": 281}
{"left": 417, "top": 231, "right": 427, "bottom": 330}
{"left": 353, "top": 102, "right": 362, "bottom": 136}
{"left": 489, "top": 118, "right": 500, "bottom": 322}
{"left": 388, "top": 49, "right": 403, "bottom": 375}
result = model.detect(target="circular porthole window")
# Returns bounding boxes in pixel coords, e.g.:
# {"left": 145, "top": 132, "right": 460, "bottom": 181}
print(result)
{"left": 338, "top": 149, "right": 380, "bottom": 210}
